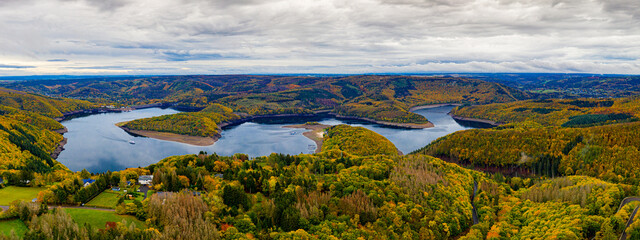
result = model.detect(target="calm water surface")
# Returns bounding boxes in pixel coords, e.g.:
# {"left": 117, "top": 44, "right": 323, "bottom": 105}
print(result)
{"left": 58, "top": 105, "right": 474, "bottom": 172}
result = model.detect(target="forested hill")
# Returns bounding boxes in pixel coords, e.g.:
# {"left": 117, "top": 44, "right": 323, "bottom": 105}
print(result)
{"left": 322, "top": 124, "right": 400, "bottom": 156}
{"left": 466, "top": 73, "right": 640, "bottom": 98}
{"left": 0, "top": 89, "right": 97, "bottom": 186}
{"left": 417, "top": 95, "right": 640, "bottom": 186}
{"left": 450, "top": 97, "right": 640, "bottom": 127}
{"left": 0, "top": 88, "right": 95, "bottom": 119}
{"left": 121, "top": 103, "right": 241, "bottom": 138}
{"left": 0, "top": 114, "right": 71, "bottom": 187}
{"left": 418, "top": 121, "right": 640, "bottom": 185}
{"left": 127, "top": 141, "right": 639, "bottom": 239}
{"left": 2, "top": 75, "right": 528, "bottom": 106}
{"left": 1, "top": 75, "right": 528, "bottom": 125}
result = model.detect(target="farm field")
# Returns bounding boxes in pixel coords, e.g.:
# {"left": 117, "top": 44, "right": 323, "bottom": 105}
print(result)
{"left": 63, "top": 208, "right": 145, "bottom": 229}
{"left": 0, "top": 187, "right": 46, "bottom": 205}
{"left": 85, "top": 190, "right": 120, "bottom": 209}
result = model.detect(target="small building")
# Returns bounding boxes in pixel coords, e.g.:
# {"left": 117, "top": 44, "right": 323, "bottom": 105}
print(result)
{"left": 112, "top": 187, "right": 121, "bottom": 191}
{"left": 138, "top": 175, "right": 153, "bottom": 185}
{"left": 82, "top": 179, "right": 96, "bottom": 187}
{"left": 126, "top": 181, "right": 132, "bottom": 186}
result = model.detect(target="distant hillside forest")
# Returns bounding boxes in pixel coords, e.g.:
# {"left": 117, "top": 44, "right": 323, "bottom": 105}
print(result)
{"left": 451, "top": 97, "right": 640, "bottom": 127}
{"left": 1, "top": 75, "right": 529, "bottom": 123}
{"left": 456, "top": 73, "right": 640, "bottom": 98}
{"left": 3, "top": 75, "right": 529, "bottom": 137}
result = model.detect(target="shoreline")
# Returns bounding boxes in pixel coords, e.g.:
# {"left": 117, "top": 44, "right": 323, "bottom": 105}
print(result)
{"left": 408, "top": 103, "right": 463, "bottom": 112}
{"left": 283, "top": 123, "right": 331, "bottom": 153}
{"left": 50, "top": 127, "right": 68, "bottom": 159}
{"left": 330, "top": 114, "right": 434, "bottom": 129}
{"left": 118, "top": 125, "right": 218, "bottom": 146}
{"left": 62, "top": 103, "right": 450, "bottom": 148}
{"left": 51, "top": 137, "right": 67, "bottom": 159}
{"left": 218, "top": 113, "right": 321, "bottom": 128}
{"left": 53, "top": 127, "right": 68, "bottom": 134}
{"left": 449, "top": 115, "right": 502, "bottom": 127}
{"left": 58, "top": 102, "right": 172, "bottom": 121}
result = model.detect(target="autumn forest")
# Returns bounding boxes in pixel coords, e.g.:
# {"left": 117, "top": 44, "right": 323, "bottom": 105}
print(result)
{"left": 0, "top": 74, "right": 639, "bottom": 240}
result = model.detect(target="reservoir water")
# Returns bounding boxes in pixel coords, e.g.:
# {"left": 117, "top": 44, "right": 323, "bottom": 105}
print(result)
{"left": 57, "top": 105, "right": 475, "bottom": 172}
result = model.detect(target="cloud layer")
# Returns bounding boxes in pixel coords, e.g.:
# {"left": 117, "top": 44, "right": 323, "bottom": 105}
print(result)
{"left": 0, "top": 0, "right": 639, "bottom": 75}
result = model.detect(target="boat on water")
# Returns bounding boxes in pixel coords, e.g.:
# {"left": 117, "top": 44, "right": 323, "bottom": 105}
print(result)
{"left": 129, "top": 140, "right": 135, "bottom": 144}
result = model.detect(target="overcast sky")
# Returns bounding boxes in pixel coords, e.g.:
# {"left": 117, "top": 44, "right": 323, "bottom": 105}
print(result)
{"left": 0, "top": 0, "right": 639, "bottom": 75}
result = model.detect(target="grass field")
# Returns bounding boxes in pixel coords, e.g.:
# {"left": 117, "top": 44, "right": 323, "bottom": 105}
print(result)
{"left": 0, "top": 219, "right": 27, "bottom": 238}
{"left": 0, "top": 186, "right": 46, "bottom": 205}
{"left": 64, "top": 208, "right": 145, "bottom": 229}
{"left": 86, "top": 191, "right": 120, "bottom": 208}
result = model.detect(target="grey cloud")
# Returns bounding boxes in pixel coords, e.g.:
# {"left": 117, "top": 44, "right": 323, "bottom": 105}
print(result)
{"left": 0, "top": 0, "right": 34, "bottom": 6}
{"left": 64, "top": 65, "right": 177, "bottom": 71}
{"left": 599, "top": 0, "right": 640, "bottom": 18}
{"left": 65, "top": 66, "right": 126, "bottom": 69}
{"left": 0, "top": 0, "right": 638, "bottom": 75}
{"left": 47, "top": 59, "right": 69, "bottom": 62}
{"left": 85, "top": 0, "right": 130, "bottom": 11}
{"left": 109, "top": 42, "right": 168, "bottom": 50}
{"left": 379, "top": 0, "right": 474, "bottom": 7}
{"left": 0, "top": 64, "right": 35, "bottom": 69}
{"left": 158, "top": 50, "right": 234, "bottom": 61}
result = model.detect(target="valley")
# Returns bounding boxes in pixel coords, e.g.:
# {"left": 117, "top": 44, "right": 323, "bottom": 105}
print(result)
{"left": 0, "top": 75, "right": 638, "bottom": 239}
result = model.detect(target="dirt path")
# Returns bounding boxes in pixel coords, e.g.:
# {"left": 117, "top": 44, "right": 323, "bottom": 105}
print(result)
{"left": 471, "top": 180, "right": 479, "bottom": 225}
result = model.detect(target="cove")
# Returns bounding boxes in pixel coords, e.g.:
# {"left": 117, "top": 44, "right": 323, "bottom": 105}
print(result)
{"left": 57, "top": 105, "right": 475, "bottom": 173}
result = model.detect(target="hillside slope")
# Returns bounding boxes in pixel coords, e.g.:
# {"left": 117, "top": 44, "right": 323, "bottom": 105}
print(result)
{"left": 451, "top": 97, "right": 640, "bottom": 127}
{"left": 0, "top": 88, "right": 95, "bottom": 118}
{"left": 322, "top": 124, "right": 400, "bottom": 156}
{"left": 25, "top": 75, "right": 530, "bottom": 138}
{"left": 418, "top": 121, "right": 640, "bottom": 185}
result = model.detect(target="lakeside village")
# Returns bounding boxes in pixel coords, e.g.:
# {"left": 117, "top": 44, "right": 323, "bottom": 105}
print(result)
{"left": 80, "top": 174, "right": 156, "bottom": 208}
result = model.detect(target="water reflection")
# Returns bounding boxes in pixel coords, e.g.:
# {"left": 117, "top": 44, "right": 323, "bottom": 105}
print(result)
{"left": 318, "top": 105, "right": 475, "bottom": 154}
{"left": 58, "top": 105, "right": 474, "bottom": 172}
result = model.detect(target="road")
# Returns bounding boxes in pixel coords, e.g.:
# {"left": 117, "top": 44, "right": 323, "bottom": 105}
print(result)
{"left": 617, "top": 197, "right": 640, "bottom": 240}
{"left": 617, "top": 197, "right": 640, "bottom": 213}
{"left": 138, "top": 185, "right": 150, "bottom": 199}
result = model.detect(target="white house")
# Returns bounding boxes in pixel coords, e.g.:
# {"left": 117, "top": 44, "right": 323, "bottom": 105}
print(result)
{"left": 82, "top": 179, "right": 96, "bottom": 187}
{"left": 138, "top": 175, "right": 153, "bottom": 185}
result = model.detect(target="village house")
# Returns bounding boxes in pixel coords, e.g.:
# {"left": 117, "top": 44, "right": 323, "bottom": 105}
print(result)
{"left": 138, "top": 175, "right": 153, "bottom": 185}
{"left": 82, "top": 179, "right": 96, "bottom": 187}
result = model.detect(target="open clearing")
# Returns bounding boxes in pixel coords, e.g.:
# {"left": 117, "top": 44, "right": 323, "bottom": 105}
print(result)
{"left": 64, "top": 208, "right": 145, "bottom": 229}
{"left": 0, "top": 219, "right": 27, "bottom": 238}
{"left": 0, "top": 186, "right": 46, "bottom": 205}
{"left": 86, "top": 190, "right": 120, "bottom": 208}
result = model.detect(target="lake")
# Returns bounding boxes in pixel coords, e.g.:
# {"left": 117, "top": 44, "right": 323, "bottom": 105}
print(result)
{"left": 57, "top": 105, "right": 475, "bottom": 172}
